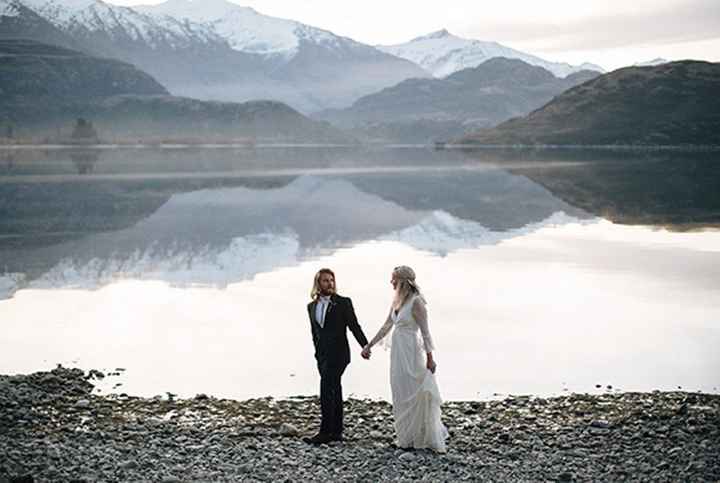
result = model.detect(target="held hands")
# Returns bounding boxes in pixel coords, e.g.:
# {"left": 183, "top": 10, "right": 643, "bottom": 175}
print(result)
{"left": 361, "top": 345, "right": 372, "bottom": 360}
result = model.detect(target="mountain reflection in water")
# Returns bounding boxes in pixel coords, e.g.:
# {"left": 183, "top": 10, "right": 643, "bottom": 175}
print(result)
{"left": 0, "top": 147, "right": 719, "bottom": 400}
{"left": 1, "top": 147, "right": 719, "bottom": 299}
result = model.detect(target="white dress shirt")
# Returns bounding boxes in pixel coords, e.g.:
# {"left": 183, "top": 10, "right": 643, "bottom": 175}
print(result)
{"left": 315, "top": 295, "right": 331, "bottom": 328}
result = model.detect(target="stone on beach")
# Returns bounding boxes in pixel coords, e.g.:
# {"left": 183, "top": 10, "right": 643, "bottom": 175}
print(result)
{"left": 0, "top": 366, "right": 718, "bottom": 482}
{"left": 279, "top": 423, "right": 299, "bottom": 436}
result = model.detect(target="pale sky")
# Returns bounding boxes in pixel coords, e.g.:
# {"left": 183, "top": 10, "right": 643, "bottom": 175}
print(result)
{"left": 110, "top": 0, "right": 720, "bottom": 70}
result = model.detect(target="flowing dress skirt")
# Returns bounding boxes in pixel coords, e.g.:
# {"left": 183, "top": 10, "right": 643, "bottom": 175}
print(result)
{"left": 390, "top": 326, "right": 449, "bottom": 452}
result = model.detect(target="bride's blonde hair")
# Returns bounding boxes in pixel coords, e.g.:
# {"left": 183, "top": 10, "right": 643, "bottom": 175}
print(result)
{"left": 392, "top": 265, "right": 426, "bottom": 309}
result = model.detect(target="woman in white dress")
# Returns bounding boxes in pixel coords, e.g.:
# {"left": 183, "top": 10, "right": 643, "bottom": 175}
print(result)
{"left": 362, "top": 266, "right": 449, "bottom": 452}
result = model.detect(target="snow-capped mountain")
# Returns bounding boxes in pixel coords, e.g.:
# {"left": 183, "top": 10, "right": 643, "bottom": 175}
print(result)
{"left": 17, "top": 0, "right": 221, "bottom": 48}
{"left": 634, "top": 58, "right": 669, "bottom": 67}
{"left": 0, "top": 0, "right": 20, "bottom": 17}
{"left": 378, "top": 29, "right": 603, "bottom": 78}
{"left": 135, "top": 0, "right": 337, "bottom": 57}
{"left": 0, "top": 0, "right": 427, "bottom": 112}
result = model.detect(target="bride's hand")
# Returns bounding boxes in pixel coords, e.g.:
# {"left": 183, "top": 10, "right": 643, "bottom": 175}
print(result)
{"left": 361, "top": 346, "right": 371, "bottom": 359}
{"left": 427, "top": 358, "right": 437, "bottom": 374}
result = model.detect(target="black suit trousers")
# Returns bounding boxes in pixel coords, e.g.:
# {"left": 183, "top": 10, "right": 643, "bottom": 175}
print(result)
{"left": 319, "top": 363, "right": 347, "bottom": 435}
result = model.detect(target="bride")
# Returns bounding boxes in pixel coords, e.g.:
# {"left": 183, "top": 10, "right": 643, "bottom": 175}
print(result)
{"left": 362, "top": 266, "right": 449, "bottom": 452}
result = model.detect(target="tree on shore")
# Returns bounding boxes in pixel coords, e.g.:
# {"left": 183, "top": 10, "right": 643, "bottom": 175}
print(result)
{"left": 71, "top": 118, "right": 99, "bottom": 142}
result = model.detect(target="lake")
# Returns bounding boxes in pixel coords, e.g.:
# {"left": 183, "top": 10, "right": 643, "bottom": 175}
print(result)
{"left": 1, "top": 146, "right": 719, "bottom": 401}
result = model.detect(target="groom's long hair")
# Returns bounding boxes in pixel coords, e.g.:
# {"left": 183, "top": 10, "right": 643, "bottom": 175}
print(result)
{"left": 310, "top": 268, "right": 337, "bottom": 300}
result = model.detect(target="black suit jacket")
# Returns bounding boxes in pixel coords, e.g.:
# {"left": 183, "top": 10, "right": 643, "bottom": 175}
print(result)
{"left": 307, "top": 294, "right": 369, "bottom": 368}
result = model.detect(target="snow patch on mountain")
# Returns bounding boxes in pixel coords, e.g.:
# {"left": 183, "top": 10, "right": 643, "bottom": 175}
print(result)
{"left": 30, "top": 233, "right": 300, "bottom": 290}
{"left": 0, "top": 0, "right": 21, "bottom": 17}
{"left": 19, "top": 0, "right": 220, "bottom": 48}
{"left": 136, "top": 0, "right": 246, "bottom": 23}
{"left": 634, "top": 58, "right": 669, "bottom": 67}
{"left": 383, "top": 210, "right": 593, "bottom": 255}
{"left": 135, "top": 0, "right": 338, "bottom": 56}
{"left": 21, "top": 0, "right": 98, "bottom": 25}
{"left": 0, "top": 273, "right": 25, "bottom": 300}
{"left": 378, "top": 29, "right": 604, "bottom": 78}
{"left": 136, "top": 0, "right": 295, "bottom": 54}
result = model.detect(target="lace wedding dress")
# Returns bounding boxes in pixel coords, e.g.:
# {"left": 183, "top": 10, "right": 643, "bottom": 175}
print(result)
{"left": 370, "top": 294, "right": 448, "bottom": 452}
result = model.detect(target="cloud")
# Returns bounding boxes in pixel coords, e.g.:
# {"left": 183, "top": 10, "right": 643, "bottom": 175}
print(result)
{"left": 462, "top": 0, "right": 720, "bottom": 52}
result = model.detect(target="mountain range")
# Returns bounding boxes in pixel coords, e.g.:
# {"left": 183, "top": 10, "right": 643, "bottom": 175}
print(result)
{"left": 315, "top": 58, "right": 600, "bottom": 143}
{"left": 377, "top": 29, "right": 603, "bottom": 79}
{"left": 5, "top": 0, "right": 712, "bottom": 147}
{"left": 0, "top": 0, "right": 602, "bottom": 113}
{"left": 0, "top": 0, "right": 428, "bottom": 112}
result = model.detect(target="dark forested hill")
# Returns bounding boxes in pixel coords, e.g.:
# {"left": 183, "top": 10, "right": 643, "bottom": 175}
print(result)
{"left": 460, "top": 61, "right": 720, "bottom": 146}
{"left": 0, "top": 39, "right": 352, "bottom": 143}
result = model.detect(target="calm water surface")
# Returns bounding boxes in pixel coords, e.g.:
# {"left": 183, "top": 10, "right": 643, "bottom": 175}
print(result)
{"left": 1, "top": 147, "right": 719, "bottom": 400}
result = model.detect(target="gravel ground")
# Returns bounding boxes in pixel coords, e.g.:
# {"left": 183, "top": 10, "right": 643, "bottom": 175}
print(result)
{"left": 1, "top": 366, "right": 718, "bottom": 482}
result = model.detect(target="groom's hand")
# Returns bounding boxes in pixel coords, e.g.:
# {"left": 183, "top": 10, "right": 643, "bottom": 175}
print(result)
{"left": 361, "top": 346, "right": 371, "bottom": 359}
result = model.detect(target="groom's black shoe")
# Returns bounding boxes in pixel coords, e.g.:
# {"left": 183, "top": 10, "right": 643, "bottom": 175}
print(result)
{"left": 303, "top": 433, "right": 333, "bottom": 445}
{"left": 328, "top": 433, "right": 344, "bottom": 442}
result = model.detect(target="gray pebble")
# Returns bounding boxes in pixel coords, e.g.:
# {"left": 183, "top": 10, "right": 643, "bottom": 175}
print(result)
{"left": 278, "top": 423, "right": 299, "bottom": 436}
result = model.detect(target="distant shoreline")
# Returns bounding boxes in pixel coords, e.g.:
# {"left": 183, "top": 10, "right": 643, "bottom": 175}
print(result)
{"left": 0, "top": 142, "right": 719, "bottom": 150}
{"left": 0, "top": 143, "right": 358, "bottom": 150}
{"left": 1, "top": 366, "right": 718, "bottom": 481}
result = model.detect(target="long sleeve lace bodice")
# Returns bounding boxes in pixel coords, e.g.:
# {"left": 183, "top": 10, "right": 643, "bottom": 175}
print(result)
{"left": 368, "top": 296, "right": 435, "bottom": 353}
{"left": 412, "top": 297, "right": 435, "bottom": 353}
{"left": 368, "top": 309, "right": 393, "bottom": 348}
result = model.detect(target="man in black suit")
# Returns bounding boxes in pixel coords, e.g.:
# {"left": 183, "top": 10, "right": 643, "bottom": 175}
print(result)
{"left": 303, "top": 268, "right": 369, "bottom": 444}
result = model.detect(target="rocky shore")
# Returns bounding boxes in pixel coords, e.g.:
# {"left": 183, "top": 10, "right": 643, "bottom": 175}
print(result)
{"left": 1, "top": 367, "right": 718, "bottom": 482}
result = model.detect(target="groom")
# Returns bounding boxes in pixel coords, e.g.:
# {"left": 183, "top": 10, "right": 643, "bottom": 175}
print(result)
{"left": 303, "top": 268, "right": 369, "bottom": 444}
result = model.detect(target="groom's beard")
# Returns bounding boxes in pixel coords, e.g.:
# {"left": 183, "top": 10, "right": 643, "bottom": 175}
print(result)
{"left": 320, "top": 288, "right": 335, "bottom": 296}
